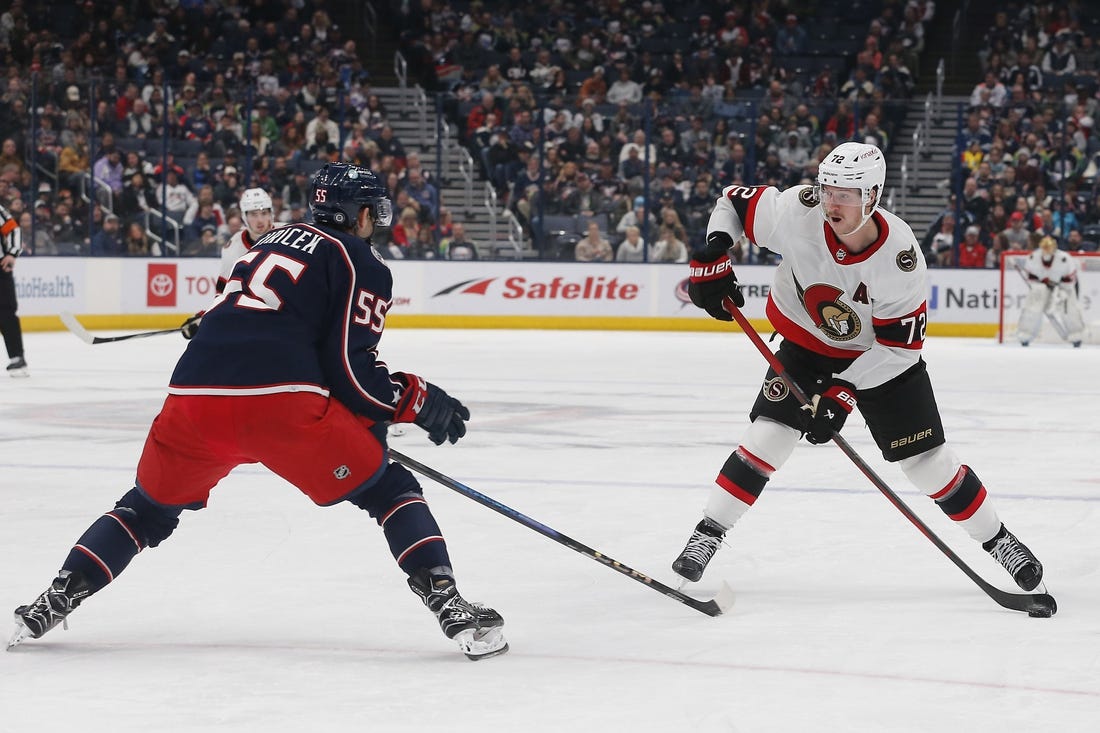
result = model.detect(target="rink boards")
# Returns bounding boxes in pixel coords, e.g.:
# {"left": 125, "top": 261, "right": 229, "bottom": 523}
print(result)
{"left": 13, "top": 257, "right": 1031, "bottom": 337}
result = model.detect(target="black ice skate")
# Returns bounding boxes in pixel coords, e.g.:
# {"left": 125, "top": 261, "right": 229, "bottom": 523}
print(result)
{"left": 408, "top": 570, "right": 508, "bottom": 660}
{"left": 672, "top": 518, "right": 726, "bottom": 582}
{"left": 8, "top": 570, "right": 92, "bottom": 649}
{"left": 983, "top": 524, "right": 1044, "bottom": 592}
{"left": 6, "top": 356, "right": 28, "bottom": 378}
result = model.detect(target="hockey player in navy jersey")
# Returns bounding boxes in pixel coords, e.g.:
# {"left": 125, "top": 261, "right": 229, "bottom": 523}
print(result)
{"left": 9, "top": 163, "right": 508, "bottom": 660}
{"left": 671, "top": 142, "right": 1046, "bottom": 596}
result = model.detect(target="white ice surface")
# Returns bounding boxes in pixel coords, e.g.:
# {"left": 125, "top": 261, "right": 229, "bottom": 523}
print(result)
{"left": 1, "top": 328, "right": 1098, "bottom": 732}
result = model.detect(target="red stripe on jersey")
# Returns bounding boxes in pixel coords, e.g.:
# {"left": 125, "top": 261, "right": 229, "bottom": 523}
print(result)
{"left": 380, "top": 497, "right": 426, "bottom": 526}
{"left": 74, "top": 545, "right": 114, "bottom": 582}
{"left": 716, "top": 473, "right": 758, "bottom": 506}
{"left": 929, "top": 466, "right": 965, "bottom": 500}
{"left": 106, "top": 511, "right": 143, "bottom": 551}
{"left": 948, "top": 486, "right": 987, "bottom": 521}
{"left": 737, "top": 447, "right": 775, "bottom": 476}
{"left": 396, "top": 535, "right": 444, "bottom": 564}
{"left": 822, "top": 212, "right": 891, "bottom": 265}
{"left": 873, "top": 337, "right": 922, "bottom": 350}
{"left": 766, "top": 295, "right": 865, "bottom": 358}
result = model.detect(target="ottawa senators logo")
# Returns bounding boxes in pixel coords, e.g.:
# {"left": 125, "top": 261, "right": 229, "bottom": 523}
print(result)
{"left": 896, "top": 245, "right": 917, "bottom": 272}
{"left": 796, "top": 277, "right": 862, "bottom": 341}
{"left": 763, "top": 376, "right": 789, "bottom": 402}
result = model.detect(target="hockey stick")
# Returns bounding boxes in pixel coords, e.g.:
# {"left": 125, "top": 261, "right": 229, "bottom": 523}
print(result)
{"left": 389, "top": 449, "right": 735, "bottom": 617}
{"left": 60, "top": 312, "right": 183, "bottom": 345}
{"left": 721, "top": 296, "right": 1057, "bottom": 616}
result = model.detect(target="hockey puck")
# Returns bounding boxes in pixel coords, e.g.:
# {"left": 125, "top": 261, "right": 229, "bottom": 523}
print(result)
{"left": 1027, "top": 597, "right": 1057, "bottom": 617}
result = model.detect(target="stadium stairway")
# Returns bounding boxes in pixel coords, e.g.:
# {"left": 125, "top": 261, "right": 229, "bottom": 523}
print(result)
{"left": 374, "top": 85, "right": 525, "bottom": 259}
{"left": 886, "top": 93, "right": 970, "bottom": 238}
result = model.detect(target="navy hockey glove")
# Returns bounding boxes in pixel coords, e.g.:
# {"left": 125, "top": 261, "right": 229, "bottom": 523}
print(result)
{"left": 180, "top": 313, "right": 203, "bottom": 340}
{"left": 688, "top": 231, "right": 745, "bottom": 322}
{"left": 804, "top": 379, "right": 858, "bottom": 444}
{"left": 392, "top": 373, "right": 470, "bottom": 445}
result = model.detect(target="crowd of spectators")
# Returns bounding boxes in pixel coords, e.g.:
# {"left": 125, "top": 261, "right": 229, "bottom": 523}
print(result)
{"left": 923, "top": 2, "right": 1100, "bottom": 267}
{"left": 394, "top": 0, "right": 933, "bottom": 259}
{"left": 8, "top": 0, "right": 1096, "bottom": 267}
{"left": 0, "top": 0, "right": 471, "bottom": 259}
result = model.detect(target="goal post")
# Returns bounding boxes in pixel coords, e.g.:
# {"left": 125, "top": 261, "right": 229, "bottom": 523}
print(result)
{"left": 998, "top": 249, "right": 1100, "bottom": 344}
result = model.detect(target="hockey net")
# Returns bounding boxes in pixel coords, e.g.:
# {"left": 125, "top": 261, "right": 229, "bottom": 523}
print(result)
{"left": 998, "top": 250, "right": 1100, "bottom": 344}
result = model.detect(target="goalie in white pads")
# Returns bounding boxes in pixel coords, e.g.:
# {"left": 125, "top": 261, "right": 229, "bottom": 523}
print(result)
{"left": 673, "top": 142, "right": 1047, "bottom": 596}
{"left": 1017, "top": 236, "right": 1085, "bottom": 347}
{"left": 179, "top": 187, "right": 281, "bottom": 339}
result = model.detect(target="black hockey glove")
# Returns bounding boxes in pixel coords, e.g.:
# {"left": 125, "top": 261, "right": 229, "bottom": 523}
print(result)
{"left": 804, "top": 379, "right": 857, "bottom": 445}
{"left": 688, "top": 231, "right": 745, "bottom": 322}
{"left": 392, "top": 372, "right": 470, "bottom": 445}
{"left": 180, "top": 313, "right": 203, "bottom": 340}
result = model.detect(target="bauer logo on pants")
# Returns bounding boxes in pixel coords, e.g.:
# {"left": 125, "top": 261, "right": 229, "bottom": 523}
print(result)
{"left": 147, "top": 263, "right": 177, "bottom": 307}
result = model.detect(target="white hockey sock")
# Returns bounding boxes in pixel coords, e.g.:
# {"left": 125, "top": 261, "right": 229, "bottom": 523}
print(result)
{"left": 705, "top": 418, "right": 799, "bottom": 530}
{"left": 901, "top": 446, "right": 1001, "bottom": 543}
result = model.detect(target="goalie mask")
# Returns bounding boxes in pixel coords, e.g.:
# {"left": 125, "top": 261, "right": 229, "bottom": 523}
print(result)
{"left": 816, "top": 142, "right": 886, "bottom": 236}
{"left": 1038, "top": 236, "right": 1057, "bottom": 260}
{"left": 309, "top": 162, "right": 393, "bottom": 231}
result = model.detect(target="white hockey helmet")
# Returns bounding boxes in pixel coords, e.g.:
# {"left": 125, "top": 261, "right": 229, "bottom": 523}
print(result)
{"left": 817, "top": 142, "right": 886, "bottom": 233}
{"left": 239, "top": 187, "right": 273, "bottom": 214}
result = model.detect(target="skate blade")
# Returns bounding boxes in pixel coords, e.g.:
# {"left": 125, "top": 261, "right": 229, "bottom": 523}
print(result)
{"left": 456, "top": 626, "right": 508, "bottom": 661}
{"left": 7, "top": 621, "right": 31, "bottom": 651}
{"left": 7, "top": 368, "right": 29, "bottom": 379}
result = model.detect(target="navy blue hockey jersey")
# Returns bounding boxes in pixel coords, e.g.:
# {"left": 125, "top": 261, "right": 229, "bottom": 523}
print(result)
{"left": 169, "top": 222, "right": 402, "bottom": 423}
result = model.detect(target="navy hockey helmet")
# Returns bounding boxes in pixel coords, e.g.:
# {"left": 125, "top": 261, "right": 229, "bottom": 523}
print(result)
{"left": 309, "top": 162, "right": 393, "bottom": 229}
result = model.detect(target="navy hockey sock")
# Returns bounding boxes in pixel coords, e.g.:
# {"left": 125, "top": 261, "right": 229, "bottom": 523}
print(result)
{"left": 61, "top": 510, "right": 146, "bottom": 593}
{"left": 60, "top": 488, "right": 183, "bottom": 593}
{"left": 378, "top": 495, "right": 452, "bottom": 575}
{"left": 347, "top": 462, "right": 452, "bottom": 575}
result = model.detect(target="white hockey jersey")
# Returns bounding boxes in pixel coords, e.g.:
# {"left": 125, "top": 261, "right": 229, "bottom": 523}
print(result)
{"left": 1021, "top": 248, "right": 1078, "bottom": 290}
{"left": 708, "top": 184, "right": 928, "bottom": 388}
{"left": 216, "top": 223, "right": 288, "bottom": 292}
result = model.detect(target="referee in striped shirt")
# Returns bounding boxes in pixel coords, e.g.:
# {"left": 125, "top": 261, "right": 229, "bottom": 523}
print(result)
{"left": 0, "top": 202, "right": 27, "bottom": 376}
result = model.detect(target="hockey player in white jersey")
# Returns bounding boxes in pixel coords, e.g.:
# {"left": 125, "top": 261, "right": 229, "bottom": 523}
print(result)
{"left": 180, "top": 188, "right": 280, "bottom": 339}
{"left": 1017, "top": 235, "right": 1085, "bottom": 347}
{"left": 672, "top": 142, "right": 1047, "bottom": 595}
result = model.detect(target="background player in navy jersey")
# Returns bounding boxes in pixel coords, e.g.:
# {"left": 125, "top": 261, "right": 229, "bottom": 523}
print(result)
{"left": 671, "top": 142, "right": 1046, "bottom": 596}
{"left": 9, "top": 163, "right": 507, "bottom": 660}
